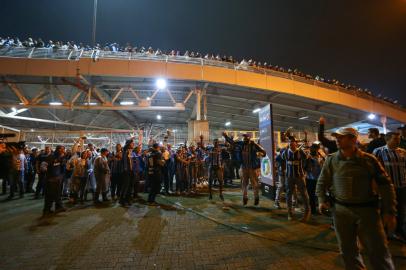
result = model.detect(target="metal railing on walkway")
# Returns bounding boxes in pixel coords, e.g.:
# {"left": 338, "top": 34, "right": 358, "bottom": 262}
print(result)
{"left": 0, "top": 46, "right": 402, "bottom": 111}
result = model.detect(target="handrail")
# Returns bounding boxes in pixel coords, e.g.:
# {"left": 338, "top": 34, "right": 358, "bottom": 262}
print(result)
{"left": 0, "top": 47, "right": 403, "bottom": 111}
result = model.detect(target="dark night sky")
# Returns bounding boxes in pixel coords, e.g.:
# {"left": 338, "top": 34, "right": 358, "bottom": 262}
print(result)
{"left": 1, "top": 0, "right": 406, "bottom": 105}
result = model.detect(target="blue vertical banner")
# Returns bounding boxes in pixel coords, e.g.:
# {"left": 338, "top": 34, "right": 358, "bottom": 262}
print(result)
{"left": 258, "top": 104, "right": 275, "bottom": 189}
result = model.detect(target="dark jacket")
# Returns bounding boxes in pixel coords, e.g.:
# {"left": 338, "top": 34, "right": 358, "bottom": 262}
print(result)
{"left": 318, "top": 123, "right": 338, "bottom": 153}
{"left": 224, "top": 135, "right": 266, "bottom": 169}
{"left": 366, "top": 137, "right": 386, "bottom": 154}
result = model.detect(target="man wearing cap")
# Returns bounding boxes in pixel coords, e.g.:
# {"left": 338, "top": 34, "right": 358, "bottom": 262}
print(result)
{"left": 93, "top": 148, "right": 110, "bottom": 203}
{"left": 282, "top": 136, "right": 311, "bottom": 221}
{"left": 398, "top": 125, "right": 406, "bottom": 150}
{"left": 317, "top": 127, "right": 396, "bottom": 270}
{"left": 223, "top": 132, "right": 266, "bottom": 205}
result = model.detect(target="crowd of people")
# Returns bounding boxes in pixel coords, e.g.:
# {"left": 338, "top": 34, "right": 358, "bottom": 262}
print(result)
{"left": 0, "top": 117, "right": 406, "bottom": 269}
{"left": 0, "top": 132, "right": 266, "bottom": 210}
{"left": 0, "top": 36, "right": 401, "bottom": 108}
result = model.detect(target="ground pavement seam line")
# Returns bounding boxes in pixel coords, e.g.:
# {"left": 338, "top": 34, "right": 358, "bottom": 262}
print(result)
{"left": 159, "top": 195, "right": 406, "bottom": 260}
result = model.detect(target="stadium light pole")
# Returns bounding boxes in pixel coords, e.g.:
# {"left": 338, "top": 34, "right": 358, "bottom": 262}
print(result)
{"left": 92, "top": 0, "right": 98, "bottom": 47}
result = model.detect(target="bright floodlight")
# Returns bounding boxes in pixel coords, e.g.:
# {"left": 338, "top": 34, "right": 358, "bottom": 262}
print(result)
{"left": 49, "top": 102, "right": 62, "bottom": 106}
{"left": 299, "top": 116, "right": 309, "bottom": 120}
{"left": 120, "top": 101, "right": 134, "bottom": 105}
{"left": 11, "top": 107, "right": 17, "bottom": 112}
{"left": 368, "top": 113, "right": 376, "bottom": 120}
{"left": 84, "top": 102, "right": 97, "bottom": 106}
{"left": 156, "top": 78, "right": 167, "bottom": 90}
{"left": 225, "top": 121, "right": 231, "bottom": 126}
{"left": 252, "top": 108, "right": 260, "bottom": 113}
{"left": 146, "top": 97, "right": 151, "bottom": 100}
{"left": 157, "top": 114, "right": 162, "bottom": 120}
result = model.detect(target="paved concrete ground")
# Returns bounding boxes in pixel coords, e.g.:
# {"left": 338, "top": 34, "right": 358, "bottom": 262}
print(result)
{"left": 0, "top": 184, "right": 405, "bottom": 270}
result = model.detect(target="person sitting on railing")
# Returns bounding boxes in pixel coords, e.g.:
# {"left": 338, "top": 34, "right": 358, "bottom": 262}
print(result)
{"left": 239, "top": 58, "right": 248, "bottom": 67}
{"left": 155, "top": 49, "right": 163, "bottom": 56}
{"left": 60, "top": 42, "right": 68, "bottom": 50}
{"left": 124, "top": 43, "right": 133, "bottom": 52}
{"left": 14, "top": 38, "right": 23, "bottom": 47}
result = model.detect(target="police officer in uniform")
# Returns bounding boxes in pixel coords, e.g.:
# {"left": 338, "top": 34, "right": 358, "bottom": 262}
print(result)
{"left": 316, "top": 127, "right": 396, "bottom": 270}
{"left": 148, "top": 143, "right": 164, "bottom": 204}
{"left": 43, "top": 145, "right": 66, "bottom": 216}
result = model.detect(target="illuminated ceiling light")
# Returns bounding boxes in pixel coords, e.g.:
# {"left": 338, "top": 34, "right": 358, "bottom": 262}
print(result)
{"left": 84, "top": 102, "right": 97, "bottom": 106}
{"left": 11, "top": 107, "right": 17, "bottom": 112}
{"left": 49, "top": 102, "right": 62, "bottom": 106}
{"left": 299, "top": 116, "right": 309, "bottom": 120}
{"left": 157, "top": 114, "right": 162, "bottom": 120}
{"left": 252, "top": 108, "right": 260, "bottom": 113}
{"left": 368, "top": 113, "right": 376, "bottom": 120}
{"left": 146, "top": 97, "right": 151, "bottom": 100}
{"left": 225, "top": 121, "right": 231, "bottom": 126}
{"left": 156, "top": 78, "right": 167, "bottom": 90}
{"left": 120, "top": 101, "right": 134, "bottom": 105}
{"left": 30, "top": 129, "right": 35, "bottom": 132}
{"left": 173, "top": 129, "right": 177, "bottom": 132}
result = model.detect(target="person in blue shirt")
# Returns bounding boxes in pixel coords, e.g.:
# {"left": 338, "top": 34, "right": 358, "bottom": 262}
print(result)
{"left": 304, "top": 143, "right": 324, "bottom": 215}
{"left": 133, "top": 145, "right": 145, "bottom": 198}
{"left": 223, "top": 132, "right": 266, "bottom": 206}
{"left": 282, "top": 136, "right": 311, "bottom": 222}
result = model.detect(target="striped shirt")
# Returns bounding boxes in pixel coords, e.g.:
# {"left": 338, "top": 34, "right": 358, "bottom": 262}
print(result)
{"left": 373, "top": 145, "right": 406, "bottom": 188}
{"left": 207, "top": 147, "right": 222, "bottom": 167}
{"left": 282, "top": 148, "right": 306, "bottom": 178}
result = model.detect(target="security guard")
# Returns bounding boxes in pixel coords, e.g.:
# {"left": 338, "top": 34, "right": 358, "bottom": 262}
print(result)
{"left": 147, "top": 143, "right": 164, "bottom": 204}
{"left": 316, "top": 127, "right": 396, "bottom": 270}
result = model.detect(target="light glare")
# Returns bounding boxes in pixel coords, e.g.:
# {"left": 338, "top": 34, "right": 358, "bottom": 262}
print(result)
{"left": 368, "top": 113, "right": 376, "bottom": 120}
{"left": 156, "top": 78, "right": 167, "bottom": 90}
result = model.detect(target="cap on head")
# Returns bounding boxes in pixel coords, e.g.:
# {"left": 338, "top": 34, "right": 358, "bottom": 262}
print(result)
{"left": 331, "top": 127, "right": 358, "bottom": 138}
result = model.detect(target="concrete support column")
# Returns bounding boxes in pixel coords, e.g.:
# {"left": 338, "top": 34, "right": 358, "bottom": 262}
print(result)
{"left": 195, "top": 89, "right": 201, "bottom": 121}
{"left": 203, "top": 90, "right": 207, "bottom": 121}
